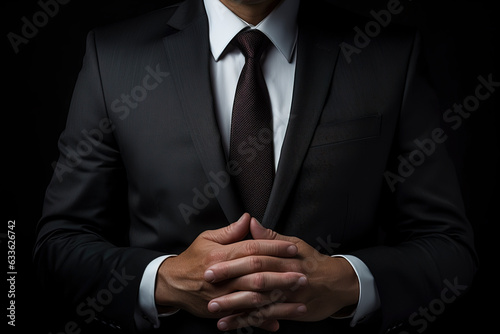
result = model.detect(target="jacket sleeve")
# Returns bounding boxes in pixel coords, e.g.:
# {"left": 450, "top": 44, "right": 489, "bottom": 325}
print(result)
{"left": 33, "top": 31, "right": 165, "bottom": 333}
{"left": 351, "top": 32, "right": 478, "bottom": 332}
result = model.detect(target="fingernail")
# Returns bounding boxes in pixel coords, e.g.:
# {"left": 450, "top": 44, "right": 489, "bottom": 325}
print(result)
{"left": 287, "top": 245, "right": 298, "bottom": 255}
{"left": 219, "top": 321, "right": 228, "bottom": 330}
{"left": 297, "top": 305, "right": 307, "bottom": 314}
{"left": 298, "top": 276, "right": 307, "bottom": 286}
{"left": 208, "top": 302, "right": 221, "bottom": 313}
{"left": 204, "top": 270, "right": 215, "bottom": 283}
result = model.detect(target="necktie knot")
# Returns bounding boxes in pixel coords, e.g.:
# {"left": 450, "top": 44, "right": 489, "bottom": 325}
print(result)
{"left": 233, "top": 29, "right": 270, "bottom": 60}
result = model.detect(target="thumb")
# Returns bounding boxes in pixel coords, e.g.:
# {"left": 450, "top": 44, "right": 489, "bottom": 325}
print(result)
{"left": 250, "top": 217, "right": 290, "bottom": 241}
{"left": 204, "top": 213, "right": 251, "bottom": 245}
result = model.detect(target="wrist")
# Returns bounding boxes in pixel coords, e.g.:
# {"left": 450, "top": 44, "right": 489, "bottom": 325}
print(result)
{"left": 329, "top": 257, "right": 360, "bottom": 310}
{"left": 333, "top": 255, "right": 381, "bottom": 325}
{"left": 155, "top": 255, "right": 184, "bottom": 310}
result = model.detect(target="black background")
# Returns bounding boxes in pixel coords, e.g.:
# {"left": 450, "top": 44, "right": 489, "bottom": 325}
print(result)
{"left": 3, "top": 0, "right": 498, "bottom": 333}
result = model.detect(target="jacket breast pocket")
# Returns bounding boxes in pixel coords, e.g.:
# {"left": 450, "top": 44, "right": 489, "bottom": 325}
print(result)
{"left": 310, "top": 114, "right": 382, "bottom": 148}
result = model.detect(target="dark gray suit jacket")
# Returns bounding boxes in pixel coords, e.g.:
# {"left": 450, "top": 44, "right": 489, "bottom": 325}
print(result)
{"left": 34, "top": 0, "right": 477, "bottom": 333}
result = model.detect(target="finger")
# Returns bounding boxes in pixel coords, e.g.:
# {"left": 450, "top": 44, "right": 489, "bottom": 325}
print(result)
{"left": 203, "top": 213, "right": 251, "bottom": 245}
{"left": 208, "top": 278, "right": 307, "bottom": 314}
{"left": 205, "top": 256, "right": 303, "bottom": 283}
{"left": 250, "top": 217, "right": 296, "bottom": 242}
{"left": 230, "top": 272, "right": 307, "bottom": 292}
{"left": 217, "top": 314, "right": 280, "bottom": 332}
{"left": 228, "top": 239, "right": 298, "bottom": 260}
{"left": 208, "top": 291, "right": 272, "bottom": 312}
{"left": 207, "top": 274, "right": 306, "bottom": 311}
{"left": 204, "top": 241, "right": 298, "bottom": 282}
{"left": 217, "top": 303, "right": 307, "bottom": 331}
{"left": 256, "top": 319, "right": 280, "bottom": 332}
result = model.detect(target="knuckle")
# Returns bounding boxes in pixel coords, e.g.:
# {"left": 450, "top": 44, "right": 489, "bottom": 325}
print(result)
{"left": 199, "top": 231, "right": 210, "bottom": 241}
{"left": 212, "top": 262, "right": 229, "bottom": 279}
{"left": 205, "top": 251, "right": 217, "bottom": 263}
{"left": 283, "top": 272, "right": 295, "bottom": 284}
{"left": 252, "top": 273, "right": 266, "bottom": 290}
{"left": 265, "top": 228, "right": 277, "bottom": 239}
{"left": 245, "top": 241, "right": 260, "bottom": 255}
{"left": 205, "top": 250, "right": 224, "bottom": 265}
{"left": 250, "top": 256, "right": 263, "bottom": 272}
{"left": 285, "top": 261, "right": 301, "bottom": 273}
{"left": 252, "top": 310, "right": 266, "bottom": 323}
{"left": 255, "top": 305, "right": 272, "bottom": 319}
{"left": 270, "top": 231, "right": 280, "bottom": 240}
{"left": 250, "top": 291, "right": 264, "bottom": 306}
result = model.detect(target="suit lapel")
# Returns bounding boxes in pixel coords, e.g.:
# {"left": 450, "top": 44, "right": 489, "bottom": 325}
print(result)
{"left": 163, "top": 0, "right": 244, "bottom": 223}
{"left": 163, "top": 0, "right": 347, "bottom": 227}
{"left": 263, "top": 16, "right": 345, "bottom": 230}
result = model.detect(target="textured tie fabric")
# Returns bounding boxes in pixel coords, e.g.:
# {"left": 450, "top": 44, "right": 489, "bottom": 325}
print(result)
{"left": 229, "top": 29, "right": 275, "bottom": 222}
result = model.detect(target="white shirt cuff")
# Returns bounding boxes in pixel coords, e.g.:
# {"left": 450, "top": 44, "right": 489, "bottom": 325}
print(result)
{"left": 332, "top": 254, "right": 381, "bottom": 326}
{"left": 135, "top": 255, "right": 179, "bottom": 331}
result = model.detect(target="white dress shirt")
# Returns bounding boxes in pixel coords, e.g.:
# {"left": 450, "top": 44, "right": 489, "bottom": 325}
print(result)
{"left": 136, "top": 0, "right": 380, "bottom": 330}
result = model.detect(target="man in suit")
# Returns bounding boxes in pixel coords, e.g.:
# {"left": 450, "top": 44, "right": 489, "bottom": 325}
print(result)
{"left": 34, "top": 0, "right": 478, "bottom": 333}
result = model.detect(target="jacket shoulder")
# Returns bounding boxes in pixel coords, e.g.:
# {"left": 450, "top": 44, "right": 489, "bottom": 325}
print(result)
{"left": 90, "top": 3, "right": 182, "bottom": 46}
{"left": 301, "top": 0, "right": 417, "bottom": 41}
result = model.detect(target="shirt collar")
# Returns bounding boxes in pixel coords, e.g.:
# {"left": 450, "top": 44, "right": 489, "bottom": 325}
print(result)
{"left": 203, "top": 0, "right": 300, "bottom": 62}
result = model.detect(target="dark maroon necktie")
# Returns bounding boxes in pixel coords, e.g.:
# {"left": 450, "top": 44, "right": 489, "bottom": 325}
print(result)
{"left": 229, "top": 29, "right": 274, "bottom": 222}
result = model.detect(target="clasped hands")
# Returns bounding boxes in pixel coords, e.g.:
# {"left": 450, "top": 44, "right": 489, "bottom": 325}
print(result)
{"left": 155, "top": 213, "right": 359, "bottom": 332}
